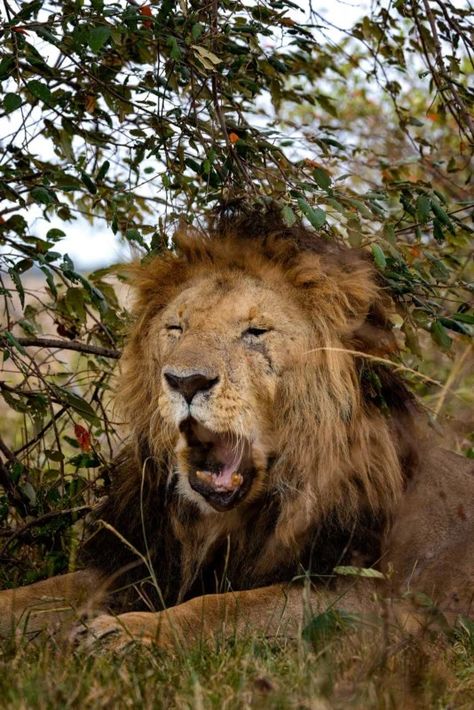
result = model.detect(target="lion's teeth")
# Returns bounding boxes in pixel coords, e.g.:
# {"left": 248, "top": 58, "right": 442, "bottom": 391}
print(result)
{"left": 196, "top": 470, "right": 213, "bottom": 484}
{"left": 231, "top": 472, "right": 243, "bottom": 488}
{"left": 195, "top": 470, "right": 243, "bottom": 490}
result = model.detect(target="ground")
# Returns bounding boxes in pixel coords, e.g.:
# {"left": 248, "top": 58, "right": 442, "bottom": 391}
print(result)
{"left": 1, "top": 616, "right": 474, "bottom": 709}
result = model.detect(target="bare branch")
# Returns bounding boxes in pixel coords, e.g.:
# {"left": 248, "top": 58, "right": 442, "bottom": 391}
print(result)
{"left": 2, "top": 337, "right": 121, "bottom": 359}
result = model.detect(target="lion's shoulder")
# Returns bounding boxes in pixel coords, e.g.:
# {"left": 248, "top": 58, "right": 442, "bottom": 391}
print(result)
{"left": 384, "top": 447, "right": 474, "bottom": 588}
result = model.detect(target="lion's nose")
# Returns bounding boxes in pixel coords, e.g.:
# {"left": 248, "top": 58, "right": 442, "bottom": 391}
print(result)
{"left": 163, "top": 371, "right": 219, "bottom": 404}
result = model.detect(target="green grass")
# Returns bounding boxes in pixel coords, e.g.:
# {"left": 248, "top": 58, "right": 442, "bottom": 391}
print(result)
{"left": 1, "top": 622, "right": 474, "bottom": 709}
{"left": 1, "top": 282, "right": 473, "bottom": 708}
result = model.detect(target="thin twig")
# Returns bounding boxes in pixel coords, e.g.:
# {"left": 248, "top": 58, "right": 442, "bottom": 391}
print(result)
{"left": 304, "top": 347, "right": 443, "bottom": 387}
{"left": 209, "top": 0, "right": 252, "bottom": 187}
{"left": 13, "top": 406, "right": 68, "bottom": 456}
{"left": 0, "top": 434, "right": 16, "bottom": 463}
{"left": 0, "top": 505, "right": 91, "bottom": 557}
{"left": 421, "top": 0, "right": 474, "bottom": 140}
{"left": 434, "top": 343, "right": 472, "bottom": 418}
{"left": 2, "top": 336, "right": 121, "bottom": 359}
{"left": 0, "top": 435, "right": 30, "bottom": 515}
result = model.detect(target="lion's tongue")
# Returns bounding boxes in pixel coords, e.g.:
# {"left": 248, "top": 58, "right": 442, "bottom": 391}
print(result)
{"left": 190, "top": 423, "right": 244, "bottom": 491}
{"left": 211, "top": 441, "right": 242, "bottom": 490}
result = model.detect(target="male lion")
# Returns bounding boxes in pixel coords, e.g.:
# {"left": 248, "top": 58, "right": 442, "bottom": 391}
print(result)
{"left": 1, "top": 213, "right": 473, "bottom": 650}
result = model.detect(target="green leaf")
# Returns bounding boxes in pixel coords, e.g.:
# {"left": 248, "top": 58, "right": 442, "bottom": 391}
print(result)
{"left": 432, "top": 218, "right": 445, "bottom": 243}
{"left": 8, "top": 268, "right": 25, "bottom": 308}
{"left": 431, "top": 200, "right": 454, "bottom": 232}
{"left": 168, "top": 36, "right": 181, "bottom": 61}
{"left": 19, "top": 319, "right": 36, "bottom": 336}
{"left": 302, "top": 609, "right": 359, "bottom": 645}
{"left": 403, "top": 323, "right": 422, "bottom": 358}
{"left": 281, "top": 205, "right": 297, "bottom": 227}
{"left": 65, "top": 287, "right": 87, "bottom": 323}
{"left": 312, "top": 167, "right": 331, "bottom": 191}
{"left": 1, "top": 388, "right": 29, "bottom": 412}
{"left": 3, "top": 331, "right": 26, "bottom": 355}
{"left": 69, "top": 452, "right": 101, "bottom": 468}
{"left": 27, "top": 80, "right": 52, "bottom": 103}
{"left": 96, "top": 160, "right": 110, "bottom": 182}
{"left": 6, "top": 214, "right": 27, "bottom": 234}
{"left": 431, "top": 321, "right": 452, "bottom": 350}
{"left": 0, "top": 56, "right": 14, "bottom": 80}
{"left": 185, "top": 157, "right": 201, "bottom": 173}
{"left": 407, "top": 116, "right": 424, "bottom": 127}
{"left": 15, "top": 259, "right": 33, "bottom": 274}
{"left": 439, "top": 317, "right": 473, "bottom": 336}
{"left": 383, "top": 223, "right": 396, "bottom": 245}
{"left": 34, "top": 26, "right": 58, "bottom": 45}
{"left": 51, "top": 385, "right": 99, "bottom": 424}
{"left": 46, "top": 228, "right": 66, "bottom": 240}
{"left": 319, "top": 137, "right": 345, "bottom": 151}
{"left": 40, "top": 266, "right": 57, "bottom": 297}
{"left": 345, "top": 197, "right": 372, "bottom": 218}
{"left": 427, "top": 255, "right": 449, "bottom": 282}
{"left": 316, "top": 94, "right": 338, "bottom": 118}
{"left": 125, "top": 228, "right": 148, "bottom": 250}
{"left": 13, "top": 0, "right": 41, "bottom": 22}
{"left": 333, "top": 566, "right": 385, "bottom": 579}
{"left": 452, "top": 312, "right": 474, "bottom": 325}
{"left": 371, "top": 244, "right": 386, "bottom": 270}
{"left": 88, "top": 26, "right": 111, "bottom": 53}
{"left": 30, "top": 186, "right": 53, "bottom": 205}
{"left": 297, "top": 198, "right": 326, "bottom": 229}
{"left": 3, "top": 93, "right": 22, "bottom": 113}
{"left": 45, "top": 449, "right": 65, "bottom": 462}
{"left": 81, "top": 172, "right": 97, "bottom": 194}
{"left": 191, "top": 23, "right": 203, "bottom": 41}
{"left": 416, "top": 194, "right": 431, "bottom": 224}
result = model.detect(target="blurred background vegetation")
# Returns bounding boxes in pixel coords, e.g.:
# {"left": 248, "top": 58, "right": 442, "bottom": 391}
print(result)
{"left": 0, "top": 0, "right": 472, "bottom": 587}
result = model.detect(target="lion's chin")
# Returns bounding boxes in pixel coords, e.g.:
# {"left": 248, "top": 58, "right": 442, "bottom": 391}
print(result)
{"left": 188, "top": 472, "right": 254, "bottom": 512}
{"left": 179, "top": 419, "right": 256, "bottom": 512}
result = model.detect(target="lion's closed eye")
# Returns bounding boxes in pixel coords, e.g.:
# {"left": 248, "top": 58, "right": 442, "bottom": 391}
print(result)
{"left": 166, "top": 324, "right": 183, "bottom": 334}
{"left": 241, "top": 326, "right": 271, "bottom": 339}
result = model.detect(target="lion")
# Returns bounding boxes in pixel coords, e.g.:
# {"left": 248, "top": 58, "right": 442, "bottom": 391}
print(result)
{"left": 1, "top": 211, "right": 473, "bottom": 650}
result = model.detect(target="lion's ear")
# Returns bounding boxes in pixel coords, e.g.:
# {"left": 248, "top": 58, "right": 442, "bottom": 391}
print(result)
{"left": 319, "top": 253, "right": 398, "bottom": 355}
{"left": 351, "top": 301, "right": 399, "bottom": 356}
{"left": 289, "top": 251, "right": 381, "bottom": 336}
{"left": 123, "top": 255, "right": 189, "bottom": 317}
{"left": 325, "top": 255, "right": 380, "bottom": 333}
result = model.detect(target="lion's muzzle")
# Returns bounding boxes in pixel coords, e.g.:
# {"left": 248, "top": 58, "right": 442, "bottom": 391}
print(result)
{"left": 163, "top": 369, "right": 219, "bottom": 404}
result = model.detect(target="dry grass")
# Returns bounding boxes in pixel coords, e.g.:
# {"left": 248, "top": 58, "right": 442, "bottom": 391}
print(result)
{"left": 1, "top": 618, "right": 474, "bottom": 709}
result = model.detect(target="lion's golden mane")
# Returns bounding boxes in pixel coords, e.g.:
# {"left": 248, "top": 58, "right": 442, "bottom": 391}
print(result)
{"left": 82, "top": 211, "right": 419, "bottom": 611}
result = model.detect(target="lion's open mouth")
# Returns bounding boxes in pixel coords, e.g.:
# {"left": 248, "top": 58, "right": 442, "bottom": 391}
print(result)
{"left": 180, "top": 420, "right": 255, "bottom": 511}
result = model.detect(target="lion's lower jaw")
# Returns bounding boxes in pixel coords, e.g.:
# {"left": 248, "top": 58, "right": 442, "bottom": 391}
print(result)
{"left": 175, "top": 467, "right": 268, "bottom": 514}
{"left": 171, "top": 423, "right": 272, "bottom": 512}
{"left": 176, "top": 475, "right": 217, "bottom": 514}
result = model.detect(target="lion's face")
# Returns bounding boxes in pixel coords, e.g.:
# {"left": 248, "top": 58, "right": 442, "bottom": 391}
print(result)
{"left": 153, "top": 270, "right": 312, "bottom": 512}
{"left": 121, "top": 229, "right": 406, "bottom": 528}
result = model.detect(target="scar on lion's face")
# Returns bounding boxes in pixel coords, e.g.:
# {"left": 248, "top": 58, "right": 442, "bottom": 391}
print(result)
{"left": 152, "top": 272, "right": 312, "bottom": 513}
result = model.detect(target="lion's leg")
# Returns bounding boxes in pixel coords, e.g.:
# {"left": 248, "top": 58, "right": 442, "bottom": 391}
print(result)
{"left": 0, "top": 569, "right": 107, "bottom": 639}
{"left": 77, "top": 581, "right": 378, "bottom": 652}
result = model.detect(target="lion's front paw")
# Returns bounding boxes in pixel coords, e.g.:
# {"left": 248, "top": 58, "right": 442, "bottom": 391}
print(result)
{"left": 72, "top": 613, "right": 152, "bottom": 653}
